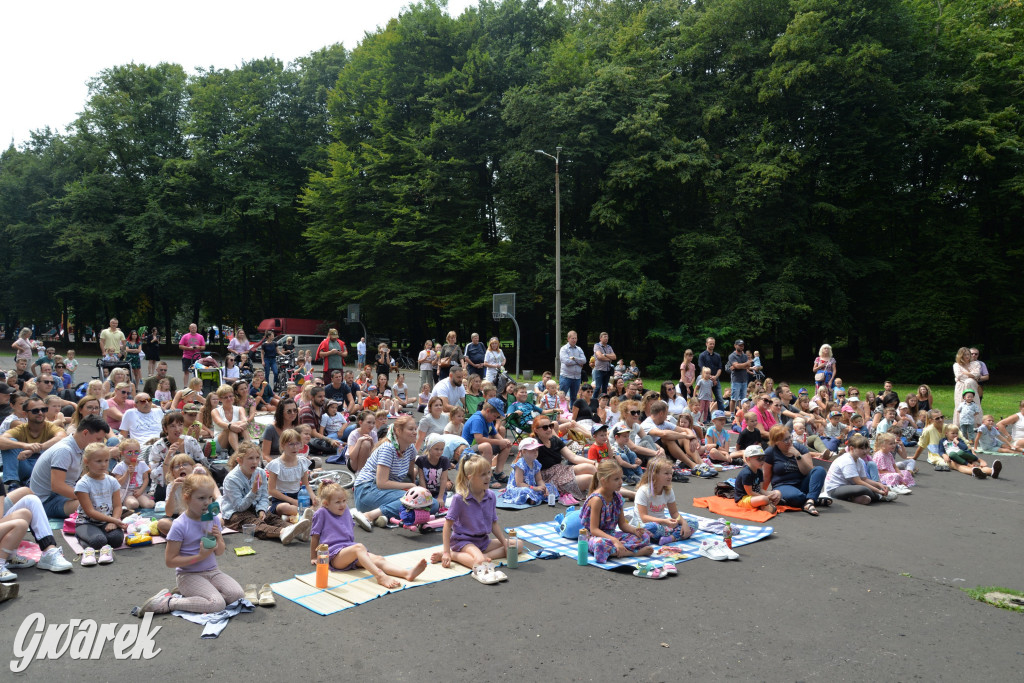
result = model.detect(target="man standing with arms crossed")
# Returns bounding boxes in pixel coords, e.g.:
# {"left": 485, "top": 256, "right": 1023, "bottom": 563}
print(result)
{"left": 592, "top": 332, "right": 616, "bottom": 398}
{"left": 725, "top": 339, "right": 751, "bottom": 415}
{"left": 559, "top": 331, "right": 587, "bottom": 404}
{"left": 697, "top": 336, "right": 725, "bottom": 411}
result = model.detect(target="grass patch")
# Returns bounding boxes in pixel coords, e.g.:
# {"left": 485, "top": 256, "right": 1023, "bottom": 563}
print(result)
{"left": 963, "top": 586, "right": 1024, "bottom": 613}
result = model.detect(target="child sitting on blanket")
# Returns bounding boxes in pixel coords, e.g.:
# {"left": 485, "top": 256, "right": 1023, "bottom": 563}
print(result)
{"left": 221, "top": 444, "right": 308, "bottom": 545}
{"left": 112, "top": 438, "right": 154, "bottom": 511}
{"left": 310, "top": 481, "right": 427, "bottom": 588}
{"left": 431, "top": 454, "right": 520, "bottom": 577}
{"left": 974, "top": 415, "right": 1021, "bottom": 454}
{"left": 941, "top": 425, "right": 1002, "bottom": 479}
{"left": 611, "top": 426, "right": 643, "bottom": 484}
{"left": 580, "top": 460, "right": 652, "bottom": 563}
{"left": 138, "top": 473, "right": 244, "bottom": 616}
{"left": 628, "top": 456, "right": 695, "bottom": 544}
{"left": 704, "top": 410, "right": 733, "bottom": 464}
{"left": 416, "top": 434, "right": 452, "bottom": 509}
{"left": 500, "top": 437, "right": 555, "bottom": 506}
{"left": 732, "top": 445, "right": 782, "bottom": 513}
{"left": 871, "top": 432, "right": 915, "bottom": 489}
{"left": 74, "top": 443, "right": 127, "bottom": 563}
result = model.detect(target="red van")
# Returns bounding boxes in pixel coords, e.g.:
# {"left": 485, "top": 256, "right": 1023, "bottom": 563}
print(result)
{"left": 256, "top": 318, "right": 331, "bottom": 336}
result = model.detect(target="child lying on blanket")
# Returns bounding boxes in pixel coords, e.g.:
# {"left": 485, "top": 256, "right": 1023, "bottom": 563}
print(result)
{"left": 310, "top": 481, "right": 426, "bottom": 588}
{"left": 628, "top": 456, "right": 695, "bottom": 544}
{"left": 580, "top": 460, "right": 652, "bottom": 563}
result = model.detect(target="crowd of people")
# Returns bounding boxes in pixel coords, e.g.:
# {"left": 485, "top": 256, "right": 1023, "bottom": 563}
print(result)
{"left": 1, "top": 324, "right": 1020, "bottom": 609}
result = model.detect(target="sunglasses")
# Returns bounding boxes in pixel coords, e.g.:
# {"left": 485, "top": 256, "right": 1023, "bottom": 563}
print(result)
{"left": 55, "top": 365, "right": 64, "bottom": 368}
{"left": 136, "top": 399, "right": 151, "bottom": 404}
{"left": 27, "top": 407, "right": 47, "bottom": 414}
{"left": 535, "top": 424, "right": 553, "bottom": 430}
{"left": 629, "top": 410, "right": 641, "bottom": 416}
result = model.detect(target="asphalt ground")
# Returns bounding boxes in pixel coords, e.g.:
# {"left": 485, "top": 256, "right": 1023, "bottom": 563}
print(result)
{"left": 1, "top": 355, "right": 1022, "bottom": 679}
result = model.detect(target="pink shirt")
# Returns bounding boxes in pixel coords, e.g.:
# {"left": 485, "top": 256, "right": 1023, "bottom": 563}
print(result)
{"left": 180, "top": 332, "right": 206, "bottom": 360}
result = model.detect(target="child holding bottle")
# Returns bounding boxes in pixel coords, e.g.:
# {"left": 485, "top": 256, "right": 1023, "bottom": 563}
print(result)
{"left": 267, "top": 429, "right": 317, "bottom": 522}
{"left": 416, "top": 434, "right": 452, "bottom": 509}
{"left": 580, "top": 460, "right": 652, "bottom": 563}
{"left": 138, "top": 473, "right": 245, "bottom": 616}
{"left": 310, "top": 481, "right": 427, "bottom": 588}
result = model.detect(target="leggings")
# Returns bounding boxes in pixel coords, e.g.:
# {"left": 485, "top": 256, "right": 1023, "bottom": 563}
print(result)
{"left": 75, "top": 522, "right": 125, "bottom": 550}
{"left": 224, "top": 508, "right": 287, "bottom": 539}
{"left": 829, "top": 485, "right": 880, "bottom": 503}
{"left": 587, "top": 529, "right": 652, "bottom": 564}
{"left": 171, "top": 569, "right": 244, "bottom": 614}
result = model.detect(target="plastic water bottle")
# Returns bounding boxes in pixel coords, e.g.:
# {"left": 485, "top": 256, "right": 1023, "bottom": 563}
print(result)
{"left": 723, "top": 521, "right": 733, "bottom": 549}
{"left": 506, "top": 529, "right": 518, "bottom": 569}
{"left": 297, "top": 486, "right": 310, "bottom": 515}
{"left": 577, "top": 529, "right": 589, "bottom": 566}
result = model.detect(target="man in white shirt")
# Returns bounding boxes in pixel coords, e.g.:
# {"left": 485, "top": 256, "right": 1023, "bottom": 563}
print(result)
{"left": 357, "top": 337, "right": 367, "bottom": 366}
{"left": 640, "top": 401, "right": 709, "bottom": 474}
{"left": 119, "top": 393, "right": 164, "bottom": 442}
{"left": 430, "top": 366, "right": 466, "bottom": 413}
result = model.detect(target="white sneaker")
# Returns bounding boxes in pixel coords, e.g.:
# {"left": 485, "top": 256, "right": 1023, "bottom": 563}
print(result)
{"left": 892, "top": 485, "right": 912, "bottom": 495}
{"left": 38, "top": 546, "right": 73, "bottom": 572}
{"left": 98, "top": 545, "right": 114, "bottom": 565}
{"left": 7, "top": 553, "right": 36, "bottom": 569}
{"left": 351, "top": 510, "right": 373, "bottom": 532}
{"left": 0, "top": 563, "right": 17, "bottom": 582}
{"left": 712, "top": 539, "right": 740, "bottom": 560}
{"left": 883, "top": 490, "right": 898, "bottom": 502}
{"left": 697, "top": 539, "right": 728, "bottom": 561}
{"left": 81, "top": 548, "right": 98, "bottom": 567}
{"left": 301, "top": 507, "right": 314, "bottom": 522}
{"left": 280, "top": 518, "right": 311, "bottom": 545}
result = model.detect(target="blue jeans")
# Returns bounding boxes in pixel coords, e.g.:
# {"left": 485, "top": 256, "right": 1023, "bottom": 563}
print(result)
{"left": 710, "top": 380, "right": 725, "bottom": 411}
{"left": 592, "top": 369, "right": 610, "bottom": 397}
{"left": 864, "top": 461, "right": 880, "bottom": 482}
{"left": 264, "top": 358, "right": 278, "bottom": 388}
{"left": 2, "top": 449, "right": 38, "bottom": 486}
{"left": 559, "top": 376, "right": 581, "bottom": 404}
{"left": 774, "top": 466, "right": 827, "bottom": 506}
{"left": 354, "top": 482, "right": 439, "bottom": 520}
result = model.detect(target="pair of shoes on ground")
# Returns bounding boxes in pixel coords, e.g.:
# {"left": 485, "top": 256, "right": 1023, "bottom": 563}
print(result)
{"left": 351, "top": 509, "right": 390, "bottom": 532}
{"left": 244, "top": 583, "right": 276, "bottom": 606}
{"left": 694, "top": 463, "right": 717, "bottom": 479}
{"left": 280, "top": 508, "right": 314, "bottom": 544}
{"left": 471, "top": 561, "right": 507, "bottom": 585}
{"left": 889, "top": 484, "right": 913, "bottom": 495}
{"left": 981, "top": 460, "right": 1003, "bottom": 479}
{"left": 934, "top": 463, "right": 951, "bottom": 472}
{"left": 81, "top": 545, "right": 115, "bottom": 567}
{"left": 633, "top": 561, "right": 677, "bottom": 579}
{"left": 698, "top": 539, "right": 739, "bottom": 561}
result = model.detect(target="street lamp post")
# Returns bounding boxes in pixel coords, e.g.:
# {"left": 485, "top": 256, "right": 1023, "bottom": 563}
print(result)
{"left": 535, "top": 147, "right": 562, "bottom": 376}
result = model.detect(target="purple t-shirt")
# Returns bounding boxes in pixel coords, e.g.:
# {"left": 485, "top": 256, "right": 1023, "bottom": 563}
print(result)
{"left": 311, "top": 506, "right": 355, "bottom": 558}
{"left": 167, "top": 513, "right": 221, "bottom": 574}
{"left": 446, "top": 490, "right": 497, "bottom": 543}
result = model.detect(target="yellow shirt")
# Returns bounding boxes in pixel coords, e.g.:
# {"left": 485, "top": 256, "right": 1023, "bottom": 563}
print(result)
{"left": 100, "top": 328, "right": 125, "bottom": 355}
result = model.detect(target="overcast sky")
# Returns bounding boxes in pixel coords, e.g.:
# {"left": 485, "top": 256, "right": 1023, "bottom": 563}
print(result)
{"left": 1, "top": 0, "right": 478, "bottom": 147}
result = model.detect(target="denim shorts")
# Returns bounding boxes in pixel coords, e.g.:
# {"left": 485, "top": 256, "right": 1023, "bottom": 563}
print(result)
{"left": 42, "top": 494, "right": 72, "bottom": 519}
{"left": 731, "top": 382, "right": 748, "bottom": 401}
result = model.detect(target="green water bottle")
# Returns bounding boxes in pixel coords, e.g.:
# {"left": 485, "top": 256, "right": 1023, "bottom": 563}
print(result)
{"left": 577, "top": 529, "right": 589, "bottom": 566}
{"left": 506, "top": 529, "right": 518, "bottom": 569}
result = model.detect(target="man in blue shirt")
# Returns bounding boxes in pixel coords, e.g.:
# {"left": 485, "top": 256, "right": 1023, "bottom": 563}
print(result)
{"left": 462, "top": 398, "right": 511, "bottom": 487}
{"left": 464, "top": 333, "right": 487, "bottom": 379}
{"left": 697, "top": 336, "right": 725, "bottom": 411}
{"left": 558, "top": 331, "right": 587, "bottom": 404}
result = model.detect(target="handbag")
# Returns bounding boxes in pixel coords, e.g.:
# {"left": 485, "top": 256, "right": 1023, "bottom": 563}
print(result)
{"left": 438, "top": 356, "right": 452, "bottom": 368}
{"left": 814, "top": 372, "right": 825, "bottom": 382}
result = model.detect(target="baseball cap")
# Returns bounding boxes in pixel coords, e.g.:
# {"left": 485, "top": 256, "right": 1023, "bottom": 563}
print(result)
{"left": 847, "top": 396, "right": 860, "bottom": 403}
{"left": 798, "top": 387, "right": 808, "bottom": 395}
{"left": 0, "top": 383, "right": 13, "bottom": 395}
{"left": 711, "top": 409, "right": 727, "bottom": 421}
{"left": 613, "top": 425, "right": 631, "bottom": 436}
{"left": 367, "top": 385, "right": 378, "bottom": 392}
{"left": 841, "top": 404, "right": 854, "bottom": 413}
{"left": 734, "top": 339, "right": 744, "bottom": 346}
{"left": 518, "top": 437, "right": 542, "bottom": 451}
{"left": 828, "top": 410, "right": 841, "bottom": 418}
{"left": 742, "top": 444, "right": 764, "bottom": 458}
{"left": 383, "top": 390, "right": 392, "bottom": 397}
{"left": 961, "top": 388, "right": 975, "bottom": 396}
{"left": 590, "top": 423, "right": 609, "bottom": 435}
{"left": 486, "top": 398, "right": 505, "bottom": 416}
{"left": 898, "top": 402, "right": 908, "bottom": 409}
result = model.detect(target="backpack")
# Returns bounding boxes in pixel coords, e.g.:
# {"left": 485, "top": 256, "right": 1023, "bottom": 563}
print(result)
{"left": 714, "top": 481, "right": 735, "bottom": 499}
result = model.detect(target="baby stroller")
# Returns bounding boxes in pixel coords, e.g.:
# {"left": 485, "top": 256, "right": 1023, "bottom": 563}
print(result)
{"left": 95, "top": 357, "right": 132, "bottom": 381}
{"left": 192, "top": 357, "right": 224, "bottom": 396}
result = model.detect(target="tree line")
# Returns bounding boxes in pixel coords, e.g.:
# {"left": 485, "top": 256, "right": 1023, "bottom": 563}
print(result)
{"left": 1, "top": 0, "right": 1021, "bottom": 380}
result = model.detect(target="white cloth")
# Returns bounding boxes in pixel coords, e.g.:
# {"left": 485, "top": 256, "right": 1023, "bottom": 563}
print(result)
{"left": 484, "top": 349, "right": 505, "bottom": 383}
{"left": 628, "top": 485, "right": 676, "bottom": 526}
{"left": 119, "top": 408, "right": 165, "bottom": 442}
{"left": 430, "top": 378, "right": 466, "bottom": 409}
{"left": 74, "top": 474, "right": 121, "bottom": 521}
{"left": 823, "top": 453, "right": 867, "bottom": 495}
{"left": 212, "top": 406, "right": 245, "bottom": 439}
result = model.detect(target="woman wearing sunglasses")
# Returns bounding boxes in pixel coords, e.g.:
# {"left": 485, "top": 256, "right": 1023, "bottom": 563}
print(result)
{"left": 530, "top": 415, "right": 596, "bottom": 505}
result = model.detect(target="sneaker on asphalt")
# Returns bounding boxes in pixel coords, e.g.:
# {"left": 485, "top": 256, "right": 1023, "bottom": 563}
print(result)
{"left": 373, "top": 514, "right": 389, "bottom": 528}
{"left": 884, "top": 490, "right": 898, "bottom": 502}
{"left": 351, "top": 510, "right": 373, "bottom": 532}
{"left": 712, "top": 539, "right": 740, "bottom": 560}
{"left": 991, "top": 460, "right": 1002, "bottom": 479}
{"left": 972, "top": 466, "right": 987, "bottom": 479}
{"left": 38, "top": 546, "right": 73, "bottom": 572}
{"left": 81, "top": 548, "right": 98, "bottom": 567}
{"left": 7, "top": 553, "right": 36, "bottom": 569}
{"left": 139, "top": 589, "right": 172, "bottom": 615}
{"left": 301, "top": 507, "right": 314, "bottom": 522}
{"left": 697, "top": 539, "right": 728, "bottom": 561}
{"left": 280, "top": 522, "right": 300, "bottom": 545}
{"left": 98, "top": 545, "right": 114, "bottom": 565}
{"left": 0, "top": 563, "right": 17, "bottom": 582}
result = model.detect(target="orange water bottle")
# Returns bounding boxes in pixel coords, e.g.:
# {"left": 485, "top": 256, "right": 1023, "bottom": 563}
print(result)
{"left": 315, "top": 543, "right": 330, "bottom": 588}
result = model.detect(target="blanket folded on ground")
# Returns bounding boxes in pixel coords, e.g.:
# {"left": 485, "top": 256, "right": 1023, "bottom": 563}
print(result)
{"left": 692, "top": 496, "right": 798, "bottom": 523}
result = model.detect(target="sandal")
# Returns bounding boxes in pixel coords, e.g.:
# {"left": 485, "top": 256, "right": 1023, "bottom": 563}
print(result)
{"left": 244, "top": 583, "right": 259, "bottom": 603}
{"left": 257, "top": 583, "right": 276, "bottom": 607}
{"left": 802, "top": 501, "right": 819, "bottom": 517}
{"left": 658, "top": 562, "right": 678, "bottom": 576}
{"left": 483, "top": 561, "right": 508, "bottom": 582}
{"left": 632, "top": 562, "right": 668, "bottom": 579}
{"left": 815, "top": 497, "right": 833, "bottom": 507}
{"left": 472, "top": 564, "right": 500, "bottom": 585}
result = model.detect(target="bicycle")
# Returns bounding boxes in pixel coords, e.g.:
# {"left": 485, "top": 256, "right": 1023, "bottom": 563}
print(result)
{"left": 394, "top": 349, "right": 418, "bottom": 371}
{"left": 309, "top": 468, "right": 354, "bottom": 490}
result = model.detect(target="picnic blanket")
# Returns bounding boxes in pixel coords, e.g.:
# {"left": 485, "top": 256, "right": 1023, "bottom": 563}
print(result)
{"left": 692, "top": 496, "right": 799, "bottom": 523}
{"left": 271, "top": 545, "right": 533, "bottom": 616}
{"left": 513, "top": 509, "right": 773, "bottom": 570}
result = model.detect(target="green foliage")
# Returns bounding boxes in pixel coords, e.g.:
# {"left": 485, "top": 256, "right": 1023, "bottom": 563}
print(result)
{"left": 0, "top": 0, "right": 1022, "bottom": 374}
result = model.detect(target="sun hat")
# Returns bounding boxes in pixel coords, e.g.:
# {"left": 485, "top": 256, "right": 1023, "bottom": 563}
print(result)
{"left": 743, "top": 444, "right": 765, "bottom": 459}
{"left": 518, "top": 437, "right": 542, "bottom": 451}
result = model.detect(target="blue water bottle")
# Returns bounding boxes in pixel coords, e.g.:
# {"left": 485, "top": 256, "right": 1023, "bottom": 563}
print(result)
{"left": 297, "top": 486, "right": 310, "bottom": 514}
